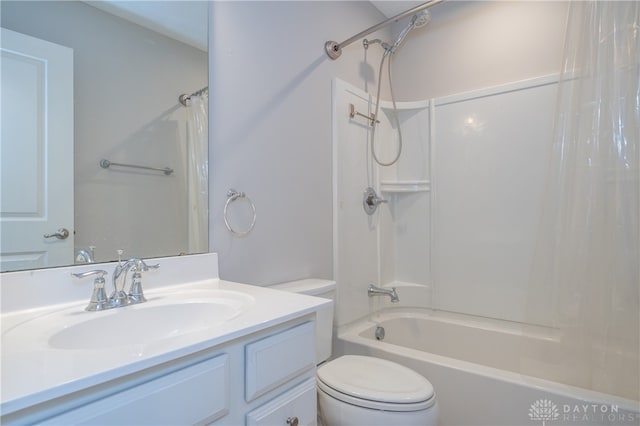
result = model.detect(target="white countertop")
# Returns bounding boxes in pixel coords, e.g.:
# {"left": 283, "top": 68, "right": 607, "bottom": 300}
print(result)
{"left": 1, "top": 277, "right": 330, "bottom": 416}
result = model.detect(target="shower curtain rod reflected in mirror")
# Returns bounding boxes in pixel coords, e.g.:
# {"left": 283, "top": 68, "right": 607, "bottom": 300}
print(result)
{"left": 325, "top": 0, "right": 445, "bottom": 59}
{"left": 179, "top": 86, "right": 208, "bottom": 107}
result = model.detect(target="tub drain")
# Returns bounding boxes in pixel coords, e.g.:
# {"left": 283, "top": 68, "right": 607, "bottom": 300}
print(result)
{"left": 374, "top": 326, "right": 385, "bottom": 341}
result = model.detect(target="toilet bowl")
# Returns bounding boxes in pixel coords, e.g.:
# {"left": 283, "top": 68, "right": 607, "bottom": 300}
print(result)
{"left": 269, "top": 279, "right": 438, "bottom": 426}
{"left": 317, "top": 355, "right": 438, "bottom": 426}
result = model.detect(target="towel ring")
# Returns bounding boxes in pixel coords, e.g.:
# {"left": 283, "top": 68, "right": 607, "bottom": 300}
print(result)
{"left": 224, "top": 189, "right": 256, "bottom": 237}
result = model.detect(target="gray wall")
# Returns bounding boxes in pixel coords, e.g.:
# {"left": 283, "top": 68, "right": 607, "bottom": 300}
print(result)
{"left": 209, "top": 1, "right": 388, "bottom": 285}
{"left": 391, "top": 1, "right": 569, "bottom": 99}
{"left": 210, "top": 1, "right": 569, "bottom": 295}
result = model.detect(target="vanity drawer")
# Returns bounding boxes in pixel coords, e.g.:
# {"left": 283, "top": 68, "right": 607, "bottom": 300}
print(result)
{"left": 245, "top": 321, "right": 315, "bottom": 401}
{"left": 246, "top": 377, "right": 316, "bottom": 426}
{"left": 42, "top": 354, "right": 229, "bottom": 425}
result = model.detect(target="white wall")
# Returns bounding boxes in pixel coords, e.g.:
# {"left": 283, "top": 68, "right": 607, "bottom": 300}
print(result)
{"left": 332, "top": 79, "right": 435, "bottom": 326}
{"left": 209, "top": 1, "right": 389, "bottom": 285}
{"left": 431, "top": 79, "right": 558, "bottom": 324}
{"left": 2, "top": 1, "right": 208, "bottom": 262}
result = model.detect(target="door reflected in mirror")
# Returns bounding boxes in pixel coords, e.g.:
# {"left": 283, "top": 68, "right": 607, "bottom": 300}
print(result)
{"left": 0, "top": 1, "right": 209, "bottom": 272}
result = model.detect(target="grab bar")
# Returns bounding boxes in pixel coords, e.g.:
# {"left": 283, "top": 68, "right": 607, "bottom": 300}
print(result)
{"left": 100, "top": 159, "right": 173, "bottom": 175}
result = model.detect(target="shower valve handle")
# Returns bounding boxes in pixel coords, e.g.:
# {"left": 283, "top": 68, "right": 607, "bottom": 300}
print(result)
{"left": 363, "top": 187, "right": 387, "bottom": 215}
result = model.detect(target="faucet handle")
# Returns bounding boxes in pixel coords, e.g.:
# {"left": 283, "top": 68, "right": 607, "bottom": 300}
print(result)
{"left": 133, "top": 259, "right": 159, "bottom": 271}
{"left": 363, "top": 187, "right": 388, "bottom": 215}
{"left": 72, "top": 269, "right": 107, "bottom": 280}
{"left": 127, "top": 260, "right": 159, "bottom": 304}
{"left": 72, "top": 270, "right": 110, "bottom": 311}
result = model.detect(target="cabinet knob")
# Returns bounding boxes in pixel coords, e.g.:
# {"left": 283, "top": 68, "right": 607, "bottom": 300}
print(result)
{"left": 286, "top": 416, "right": 299, "bottom": 426}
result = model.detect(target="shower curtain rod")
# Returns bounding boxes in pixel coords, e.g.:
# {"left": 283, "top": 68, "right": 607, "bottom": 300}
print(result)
{"left": 179, "top": 86, "right": 208, "bottom": 107}
{"left": 325, "top": 0, "right": 445, "bottom": 60}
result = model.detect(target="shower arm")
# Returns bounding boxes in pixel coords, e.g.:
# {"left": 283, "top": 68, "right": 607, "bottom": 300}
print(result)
{"left": 325, "top": 0, "right": 445, "bottom": 60}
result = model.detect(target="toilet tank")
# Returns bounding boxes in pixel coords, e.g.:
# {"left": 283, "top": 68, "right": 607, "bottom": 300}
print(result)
{"left": 268, "top": 279, "right": 335, "bottom": 364}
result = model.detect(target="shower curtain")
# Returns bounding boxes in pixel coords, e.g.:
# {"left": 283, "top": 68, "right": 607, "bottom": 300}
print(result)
{"left": 186, "top": 93, "right": 209, "bottom": 254}
{"left": 525, "top": 1, "right": 639, "bottom": 401}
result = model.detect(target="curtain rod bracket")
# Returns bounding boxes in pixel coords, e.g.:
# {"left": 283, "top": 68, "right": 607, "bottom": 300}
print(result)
{"left": 179, "top": 86, "right": 208, "bottom": 107}
{"left": 325, "top": 41, "right": 342, "bottom": 59}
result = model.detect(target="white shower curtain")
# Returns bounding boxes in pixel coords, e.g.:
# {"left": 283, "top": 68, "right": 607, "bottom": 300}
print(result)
{"left": 525, "top": 1, "right": 639, "bottom": 401}
{"left": 186, "top": 93, "right": 209, "bottom": 254}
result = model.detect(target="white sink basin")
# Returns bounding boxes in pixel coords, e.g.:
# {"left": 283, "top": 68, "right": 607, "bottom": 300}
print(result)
{"left": 50, "top": 301, "right": 243, "bottom": 349}
{"left": 3, "top": 289, "right": 255, "bottom": 351}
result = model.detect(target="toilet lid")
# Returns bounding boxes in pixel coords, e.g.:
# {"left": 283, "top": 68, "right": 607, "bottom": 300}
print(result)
{"left": 317, "top": 355, "right": 434, "bottom": 405}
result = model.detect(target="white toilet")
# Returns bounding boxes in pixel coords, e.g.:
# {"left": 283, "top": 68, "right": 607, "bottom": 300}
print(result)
{"left": 269, "top": 279, "right": 438, "bottom": 426}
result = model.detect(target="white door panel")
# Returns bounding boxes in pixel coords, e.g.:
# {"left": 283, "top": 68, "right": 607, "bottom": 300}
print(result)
{"left": 1, "top": 28, "right": 74, "bottom": 271}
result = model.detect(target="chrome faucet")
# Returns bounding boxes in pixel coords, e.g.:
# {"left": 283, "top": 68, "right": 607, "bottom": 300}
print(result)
{"left": 75, "top": 246, "right": 96, "bottom": 263}
{"left": 111, "top": 258, "right": 159, "bottom": 307}
{"left": 72, "top": 257, "right": 159, "bottom": 311}
{"left": 368, "top": 283, "right": 399, "bottom": 303}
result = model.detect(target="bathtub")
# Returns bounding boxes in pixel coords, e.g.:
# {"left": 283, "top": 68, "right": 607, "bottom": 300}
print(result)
{"left": 335, "top": 309, "right": 640, "bottom": 426}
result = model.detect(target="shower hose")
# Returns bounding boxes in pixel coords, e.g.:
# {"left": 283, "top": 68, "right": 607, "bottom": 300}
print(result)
{"left": 370, "top": 51, "right": 403, "bottom": 167}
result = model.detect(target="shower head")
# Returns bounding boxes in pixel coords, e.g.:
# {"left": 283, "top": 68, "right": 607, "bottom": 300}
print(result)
{"left": 388, "top": 10, "right": 431, "bottom": 54}
{"left": 412, "top": 10, "right": 431, "bottom": 28}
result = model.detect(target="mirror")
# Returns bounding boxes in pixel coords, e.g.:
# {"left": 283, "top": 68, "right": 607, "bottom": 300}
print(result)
{"left": 0, "top": 1, "right": 209, "bottom": 272}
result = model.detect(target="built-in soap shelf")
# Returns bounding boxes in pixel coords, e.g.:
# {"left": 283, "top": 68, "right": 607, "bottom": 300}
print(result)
{"left": 380, "top": 180, "right": 431, "bottom": 193}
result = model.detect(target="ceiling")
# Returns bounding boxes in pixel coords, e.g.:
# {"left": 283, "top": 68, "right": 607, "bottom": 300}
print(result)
{"left": 85, "top": 1, "right": 208, "bottom": 51}
{"left": 371, "top": 1, "right": 426, "bottom": 19}
{"left": 84, "top": 1, "right": 425, "bottom": 53}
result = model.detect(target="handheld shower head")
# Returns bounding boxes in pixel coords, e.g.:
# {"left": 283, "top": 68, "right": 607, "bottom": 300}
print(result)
{"left": 412, "top": 10, "right": 432, "bottom": 28}
{"left": 388, "top": 10, "right": 431, "bottom": 54}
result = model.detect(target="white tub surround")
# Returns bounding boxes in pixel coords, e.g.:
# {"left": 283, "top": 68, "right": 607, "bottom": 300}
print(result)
{"left": 1, "top": 253, "right": 330, "bottom": 425}
{"left": 332, "top": 75, "right": 559, "bottom": 328}
{"left": 336, "top": 310, "right": 640, "bottom": 426}
{"left": 333, "top": 72, "right": 638, "bottom": 403}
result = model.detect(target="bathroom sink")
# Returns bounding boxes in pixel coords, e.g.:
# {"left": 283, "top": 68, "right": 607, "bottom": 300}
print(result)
{"left": 3, "top": 289, "right": 255, "bottom": 351}
{"left": 49, "top": 300, "right": 243, "bottom": 349}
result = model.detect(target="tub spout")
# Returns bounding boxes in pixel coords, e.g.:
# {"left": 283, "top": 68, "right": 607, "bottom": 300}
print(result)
{"left": 368, "top": 284, "right": 399, "bottom": 303}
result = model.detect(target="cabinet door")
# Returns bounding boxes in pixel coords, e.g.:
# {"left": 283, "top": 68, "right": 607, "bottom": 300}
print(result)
{"left": 42, "top": 354, "right": 229, "bottom": 425}
{"left": 245, "top": 321, "right": 315, "bottom": 401}
{"left": 246, "top": 378, "right": 316, "bottom": 426}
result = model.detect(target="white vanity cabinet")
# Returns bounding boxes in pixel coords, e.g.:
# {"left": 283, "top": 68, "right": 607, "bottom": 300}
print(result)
{"left": 246, "top": 378, "right": 316, "bottom": 426}
{"left": 42, "top": 354, "right": 231, "bottom": 425}
{"left": 244, "top": 321, "right": 317, "bottom": 426}
{"left": 3, "top": 318, "right": 317, "bottom": 426}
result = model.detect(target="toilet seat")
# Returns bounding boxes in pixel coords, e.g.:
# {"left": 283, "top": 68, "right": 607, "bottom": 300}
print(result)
{"left": 317, "top": 355, "right": 435, "bottom": 412}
